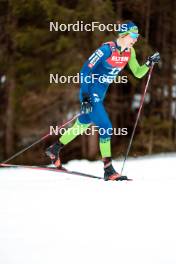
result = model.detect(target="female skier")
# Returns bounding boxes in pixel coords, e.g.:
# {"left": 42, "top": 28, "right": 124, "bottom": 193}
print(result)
{"left": 45, "top": 21, "right": 160, "bottom": 181}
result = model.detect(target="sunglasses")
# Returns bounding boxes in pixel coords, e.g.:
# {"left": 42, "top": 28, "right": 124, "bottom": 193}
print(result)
{"left": 129, "top": 32, "right": 139, "bottom": 39}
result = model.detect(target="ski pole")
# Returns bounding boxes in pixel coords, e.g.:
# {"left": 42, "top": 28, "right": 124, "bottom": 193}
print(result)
{"left": 2, "top": 112, "right": 81, "bottom": 164}
{"left": 120, "top": 65, "right": 154, "bottom": 175}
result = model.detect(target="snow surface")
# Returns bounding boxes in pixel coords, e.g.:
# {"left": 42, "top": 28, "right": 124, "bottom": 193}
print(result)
{"left": 0, "top": 154, "right": 176, "bottom": 264}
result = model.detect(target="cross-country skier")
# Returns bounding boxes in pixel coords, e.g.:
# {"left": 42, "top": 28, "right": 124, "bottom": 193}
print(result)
{"left": 45, "top": 21, "right": 160, "bottom": 181}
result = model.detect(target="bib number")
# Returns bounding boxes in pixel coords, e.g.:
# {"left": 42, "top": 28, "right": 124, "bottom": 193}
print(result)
{"left": 109, "top": 68, "right": 120, "bottom": 75}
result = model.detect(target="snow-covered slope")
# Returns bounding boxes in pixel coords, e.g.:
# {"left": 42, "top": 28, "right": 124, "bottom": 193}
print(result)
{"left": 0, "top": 154, "right": 176, "bottom": 264}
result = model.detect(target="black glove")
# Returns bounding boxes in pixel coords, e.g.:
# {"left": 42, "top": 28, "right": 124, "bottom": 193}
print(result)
{"left": 80, "top": 93, "right": 92, "bottom": 114}
{"left": 146, "top": 52, "right": 160, "bottom": 67}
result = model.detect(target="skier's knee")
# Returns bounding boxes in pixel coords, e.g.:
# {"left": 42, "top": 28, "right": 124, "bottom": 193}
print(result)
{"left": 99, "top": 122, "right": 113, "bottom": 138}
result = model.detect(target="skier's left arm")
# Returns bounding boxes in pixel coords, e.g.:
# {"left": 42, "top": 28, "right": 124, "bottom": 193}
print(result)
{"left": 128, "top": 48, "right": 149, "bottom": 78}
{"left": 128, "top": 48, "right": 160, "bottom": 78}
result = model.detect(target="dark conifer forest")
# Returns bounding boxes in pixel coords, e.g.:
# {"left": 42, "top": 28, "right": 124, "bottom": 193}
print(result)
{"left": 0, "top": 0, "right": 175, "bottom": 164}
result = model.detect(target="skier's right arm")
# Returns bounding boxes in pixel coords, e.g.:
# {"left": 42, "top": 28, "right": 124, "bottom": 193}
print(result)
{"left": 80, "top": 44, "right": 111, "bottom": 99}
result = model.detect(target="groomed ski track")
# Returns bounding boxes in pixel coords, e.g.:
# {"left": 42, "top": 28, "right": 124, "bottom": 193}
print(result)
{"left": 0, "top": 154, "right": 176, "bottom": 264}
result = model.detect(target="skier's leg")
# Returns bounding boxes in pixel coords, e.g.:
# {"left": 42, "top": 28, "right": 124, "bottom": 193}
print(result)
{"left": 59, "top": 115, "right": 91, "bottom": 145}
{"left": 89, "top": 102, "right": 112, "bottom": 157}
{"left": 89, "top": 102, "right": 124, "bottom": 180}
{"left": 45, "top": 114, "right": 91, "bottom": 167}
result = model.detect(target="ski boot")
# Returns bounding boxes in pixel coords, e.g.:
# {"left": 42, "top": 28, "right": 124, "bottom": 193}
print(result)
{"left": 103, "top": 157, "right": 128, "bottom": 181}
{"left": 45, "top": 141, "right": 64, "bottom": 169}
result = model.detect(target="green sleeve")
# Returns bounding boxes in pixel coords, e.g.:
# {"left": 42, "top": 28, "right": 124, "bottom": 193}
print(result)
{"left": 128, "top": 47, "right": 149, "bottom": 78}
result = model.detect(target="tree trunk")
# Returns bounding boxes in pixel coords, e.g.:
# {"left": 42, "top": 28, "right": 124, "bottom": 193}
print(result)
{"left": 145, "top": 0, "right": 151, "bottom": 43}
{"left": 5, "top": 1, "right": 17, "bottom": 157}
{"left": 148, "top": 127, "right": 153, "bottom": 155}
{"left": 87, "top": 128, "right": 99, "bottom": 159}
{"left": 5, "top": 73, "right": 15, "bottom": 156}
{"left": 116, "top": 0, "right": 123, "bottom": 20}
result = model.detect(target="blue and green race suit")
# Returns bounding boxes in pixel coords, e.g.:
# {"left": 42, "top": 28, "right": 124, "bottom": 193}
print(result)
{"left": 60, "top": 41, "right": 149, "bottom": 158}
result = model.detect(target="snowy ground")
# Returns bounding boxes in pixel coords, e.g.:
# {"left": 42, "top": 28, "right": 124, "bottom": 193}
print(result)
{"left": 0, "top": 153, "right": 176, "bottom": 264}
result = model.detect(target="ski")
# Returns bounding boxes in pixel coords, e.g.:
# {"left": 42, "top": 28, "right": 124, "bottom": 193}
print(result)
{"left": 0, "top": 163, "right": 132, "bottom": 181}
{"left": 0, "top": 163, "right": 103, "bottom": 180}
